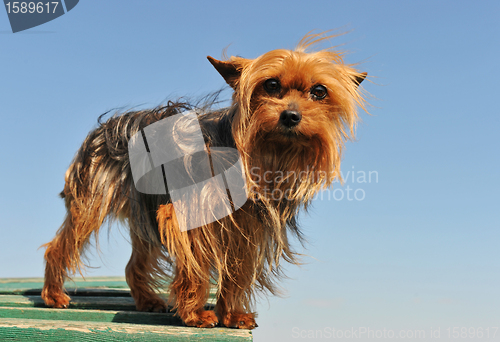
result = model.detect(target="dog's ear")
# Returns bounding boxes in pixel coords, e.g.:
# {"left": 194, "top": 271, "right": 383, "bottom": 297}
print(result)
{"left": 207, "top": 56, "right": 250, "bottom": 89}
{"left": 354, "top": 72, "right": 368, "bottom": 87}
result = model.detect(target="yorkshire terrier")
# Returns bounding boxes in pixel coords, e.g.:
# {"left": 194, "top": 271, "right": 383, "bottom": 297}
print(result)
{"left": 41, "top": 32, "right": 367, "bottom": 329}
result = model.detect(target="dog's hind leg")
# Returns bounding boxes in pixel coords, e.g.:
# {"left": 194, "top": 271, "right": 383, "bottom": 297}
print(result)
{"left": 41, "top": 215, "right": 75, "bottom": 308}
{"left": 41, "top": 188, "right": 108, "bottom": 308}
{"left": 125, "top": 230, "right": 168, "bottom": 313}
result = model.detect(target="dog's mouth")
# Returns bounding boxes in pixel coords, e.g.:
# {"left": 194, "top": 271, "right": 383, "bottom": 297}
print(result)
{"left": 279, "top": 127, "right": 301, "bottom": 138}
{"left": 259, "top": 126, "right": 306, "bottom": 143}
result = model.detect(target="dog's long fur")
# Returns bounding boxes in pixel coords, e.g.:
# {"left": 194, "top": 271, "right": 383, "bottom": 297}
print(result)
{"left": 41, "top": 32, "right": 367, "bottom": 329}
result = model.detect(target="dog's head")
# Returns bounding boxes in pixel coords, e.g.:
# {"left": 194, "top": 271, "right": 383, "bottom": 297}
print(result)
{"left": 208, "top": 33, "right": 367, "bottom": 198}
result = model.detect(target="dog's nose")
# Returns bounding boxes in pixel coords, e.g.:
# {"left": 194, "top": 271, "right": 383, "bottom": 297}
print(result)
{"left": 279, "top": 110, "right": 301, "bottom": 128}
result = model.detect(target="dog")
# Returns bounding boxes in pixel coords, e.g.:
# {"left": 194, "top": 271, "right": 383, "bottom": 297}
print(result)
{"left": 41, "top": 32, "right": 367, "bottom": 329}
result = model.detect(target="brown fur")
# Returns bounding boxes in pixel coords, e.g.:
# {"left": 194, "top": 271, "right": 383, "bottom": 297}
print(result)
{"left": 41, "top": 32, "right": 367, "bottom": 329}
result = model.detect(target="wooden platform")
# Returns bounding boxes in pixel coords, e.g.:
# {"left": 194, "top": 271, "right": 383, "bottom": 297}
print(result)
{"left": 0, "top": 277, "right": 252, "bottom": 341}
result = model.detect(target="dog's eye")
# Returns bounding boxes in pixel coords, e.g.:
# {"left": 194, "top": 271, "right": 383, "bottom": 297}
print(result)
{"left": 310, "top": 85, "right": 328, "bottom": 100}
{"left": 263, "top": 79, "right": 281, "bottom": 94}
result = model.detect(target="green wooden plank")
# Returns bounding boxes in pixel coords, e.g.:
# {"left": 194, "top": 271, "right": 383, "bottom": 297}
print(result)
{"left": 0, "top": 318, "right": 252, "bottom": 341}
{"left": 0, "top": 277, "right": 129, "bottom": 293}
{"left": 64, "top": 277, "right": 130, "bottom": 289}
{"left": 1, "top": 288, "right": 133, "bottom": 297}
{"left": 0, "top": 294, "right": 215, "bottom": 311}
{"left": 0, "top": 306, "right": 182, "bottom": 326}
{"left": 0, "top": 278, "right": 216, "bottom": 300}
{"left": 0, "top": 276, "right": 127, "bottom": 285}
{"left": 0, "top": 277, "right": 126, "bottom": 284}
{"left": 0, "top": 294, "right": 137, "bottom": 310}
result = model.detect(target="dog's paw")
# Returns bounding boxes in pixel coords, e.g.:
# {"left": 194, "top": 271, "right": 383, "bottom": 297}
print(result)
{"left": 185, "top": 310, "right": 219, "bottom": 328}
{"left": 41, "top": 286, "right": 71, "bottom": 309}
{"left": 135, "top": 297, "right": 168, "bottom": 313}
{"left": 222, "top": 312, "right": 258, "bottom": 329}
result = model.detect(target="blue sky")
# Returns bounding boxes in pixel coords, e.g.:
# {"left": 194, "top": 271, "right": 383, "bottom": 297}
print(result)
{"left": 1, "top": 1, "right": 499, "bottom": 341}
